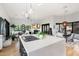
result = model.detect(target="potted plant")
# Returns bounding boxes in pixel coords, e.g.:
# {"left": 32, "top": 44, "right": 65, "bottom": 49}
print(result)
{"left": 10, "top": 24, "right": 16, "bottom": 41}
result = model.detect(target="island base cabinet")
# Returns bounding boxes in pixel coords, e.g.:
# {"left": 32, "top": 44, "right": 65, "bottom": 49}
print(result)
{"left": 19, "top": 40, "right": 27, "bottom": 56}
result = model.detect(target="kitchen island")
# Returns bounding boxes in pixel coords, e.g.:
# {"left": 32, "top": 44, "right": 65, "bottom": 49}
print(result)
{"left": 19, "top": 34, "right": 65, "bottom": 56}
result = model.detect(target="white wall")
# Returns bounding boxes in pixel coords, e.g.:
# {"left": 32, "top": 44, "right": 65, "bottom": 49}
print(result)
{"left": 38, "top": 12, "right": 79, "bottom": 35}
{"left": 39, "top": 17, "right": 57, "bottom": 35}
{"left": 10, "top": 18, "right": 30, "bottom": 25}
{"left": 0, "top": 4, "right": 10, "bottom": 22}
{"left": 54, "top": 12, "right": 79, "bottom": 23}
{"left": 10, "top": 17, "right": 42, "bottom": 25}
{"left": 11, "top": 11, "right": 79, "bottom": 33}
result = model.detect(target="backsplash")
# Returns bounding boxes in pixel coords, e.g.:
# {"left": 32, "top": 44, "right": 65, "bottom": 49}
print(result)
{"left": 14, "top": 24, "right": 31, "bottom": 31}
{"left": 14, "top": 24, "right": 40, "bottom": 31}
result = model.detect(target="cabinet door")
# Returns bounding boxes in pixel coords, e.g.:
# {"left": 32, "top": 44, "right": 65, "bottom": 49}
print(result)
{"left": 20, "top": 40, "right": 27, "bottom": 56}
{"left": 0, "top": 35, "right": 3, "bottom": 50}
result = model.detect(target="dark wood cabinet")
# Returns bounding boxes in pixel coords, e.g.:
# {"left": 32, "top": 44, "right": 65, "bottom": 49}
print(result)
{"left": 41, "top": 23, "right": 52, "bottom": 35}
{"left": 19, "top": 40, "right": 27, "bottom": 56}
{"left": 0, "top": 17, "right": 10, "bottom": 40}
{"left": 42, "top": 23, "right": 50, "bottom": 33}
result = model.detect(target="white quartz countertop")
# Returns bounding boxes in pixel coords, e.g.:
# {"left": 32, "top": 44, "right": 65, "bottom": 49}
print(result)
{"left": 19, "top": 34, "right": 65, "bottom": 55}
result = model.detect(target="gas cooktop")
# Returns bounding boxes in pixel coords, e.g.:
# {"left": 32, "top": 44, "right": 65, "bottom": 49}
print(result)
{"left": 22, "top": 36, "right": 39, "bottom": 42}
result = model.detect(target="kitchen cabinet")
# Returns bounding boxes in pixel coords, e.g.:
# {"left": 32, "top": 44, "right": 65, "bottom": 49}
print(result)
{"left": 0, "top": 35, "right": 4, "bottom": 50}
{"left": 19, "top": 40, "right": 27, "bottom": 56}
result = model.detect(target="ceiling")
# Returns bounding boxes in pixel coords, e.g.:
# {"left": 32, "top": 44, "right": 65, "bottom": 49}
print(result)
{"left": 2, "top": 3, "right": 79, "bottom": 20}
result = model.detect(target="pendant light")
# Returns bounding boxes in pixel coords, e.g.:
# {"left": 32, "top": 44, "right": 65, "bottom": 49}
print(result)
{"left": 63, "top": 5, "right": 68, "bottom": 27}
{"left": 25, "top": 3, "right": 33, "bottom": 25}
